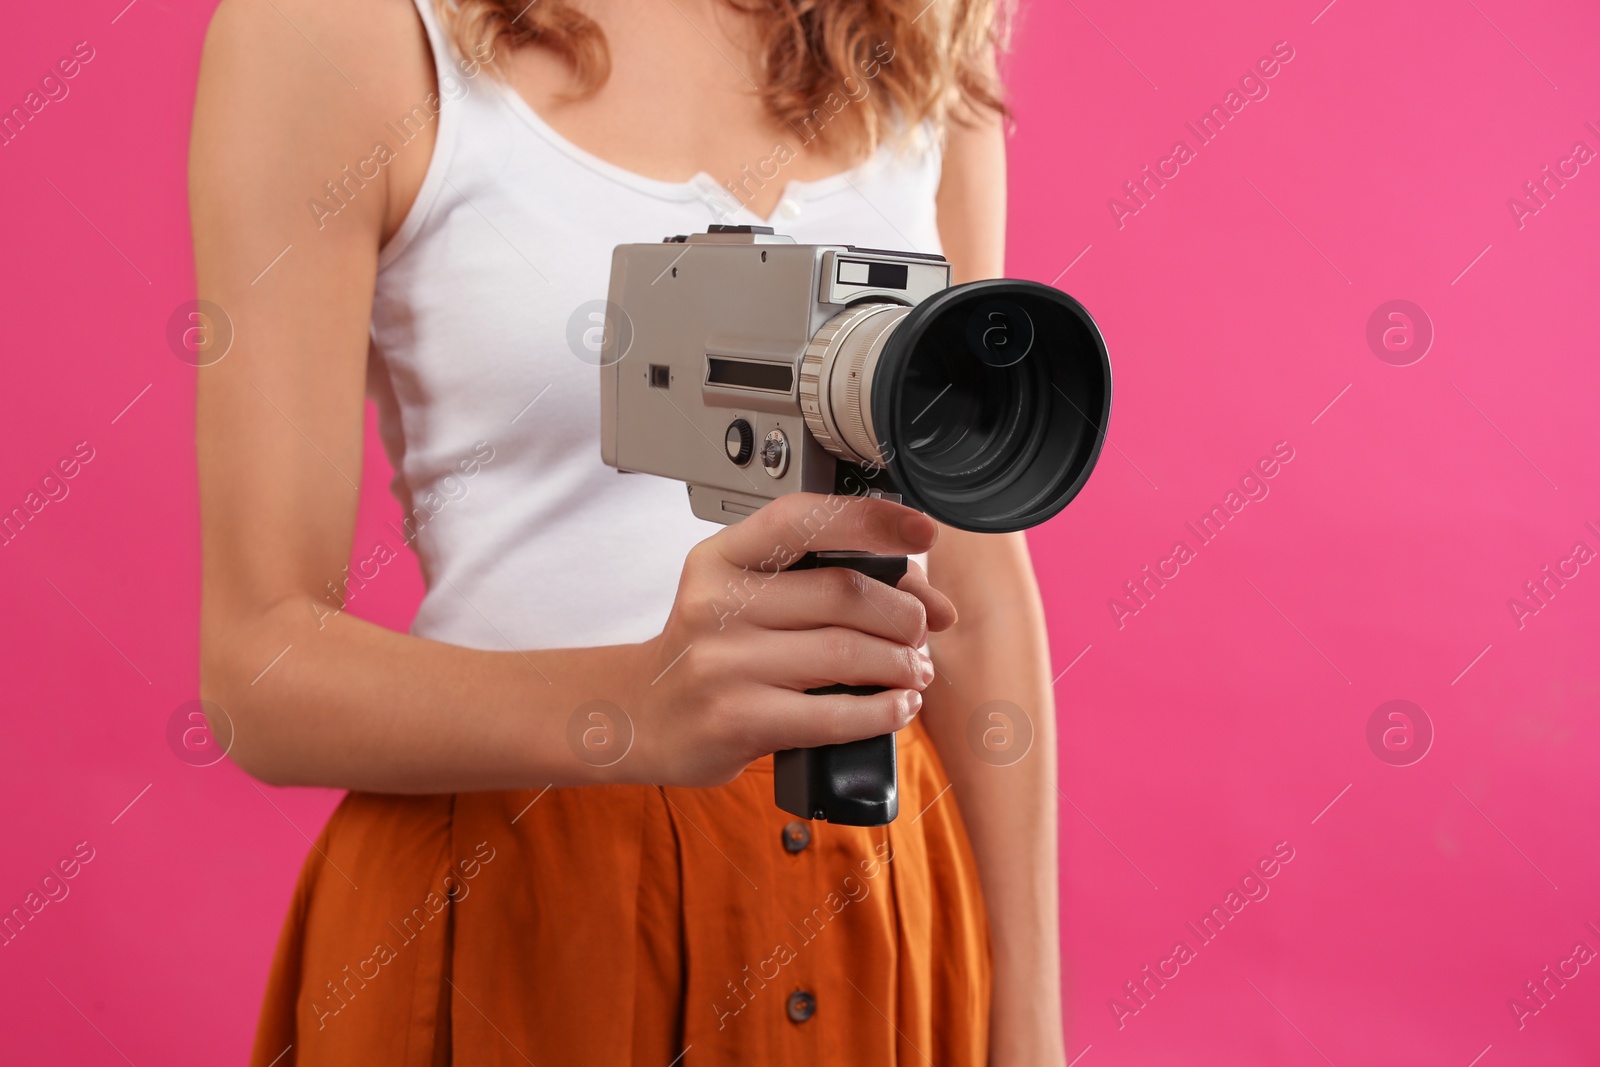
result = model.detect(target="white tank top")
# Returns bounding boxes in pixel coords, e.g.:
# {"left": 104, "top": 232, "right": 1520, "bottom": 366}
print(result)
{"left": 369, "top": 0, "right": 946, "bottom": 650}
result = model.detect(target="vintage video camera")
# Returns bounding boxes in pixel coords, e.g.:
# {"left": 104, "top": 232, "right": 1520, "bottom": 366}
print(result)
{"left": 601, "top": 224, "right": 1111, "bottom": 825}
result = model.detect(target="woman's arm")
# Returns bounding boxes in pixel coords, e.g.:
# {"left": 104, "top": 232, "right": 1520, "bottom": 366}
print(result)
{"left": 191, "top": 0, "right": 951, "bottom": 794}
{"left": 928, "top": 104, "right": 1069, "bottom": 1066}
{"left": 192, "top": 0, "right": 599, "bottom": 791}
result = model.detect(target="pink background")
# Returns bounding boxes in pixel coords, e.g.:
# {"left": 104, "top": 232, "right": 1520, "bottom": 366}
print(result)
{"left": 3, "top": 0, "right": 1597, "bottom": 1062}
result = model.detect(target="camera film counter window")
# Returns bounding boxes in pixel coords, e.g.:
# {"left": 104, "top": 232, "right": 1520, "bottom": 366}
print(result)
{"left": 836, "top": 258, "right": 909, "bottom": 291}
{"left": 822, "top": 251, "right": 948, "bottom": 306}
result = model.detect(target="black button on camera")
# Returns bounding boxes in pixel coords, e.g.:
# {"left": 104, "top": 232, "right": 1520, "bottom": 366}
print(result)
{"left": 786, "top": 990, "right": 816, "bottom": 1023}
{"left": 725, "top": 419, "right": 755, "bottom": 465}
{"left": 782, "top": 820, "right": 811, "bottom": 853}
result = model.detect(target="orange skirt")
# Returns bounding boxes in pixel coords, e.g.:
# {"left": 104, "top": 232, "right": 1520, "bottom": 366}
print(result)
{"left": 250, "top": 719, "right": 992, "bottom": 1066}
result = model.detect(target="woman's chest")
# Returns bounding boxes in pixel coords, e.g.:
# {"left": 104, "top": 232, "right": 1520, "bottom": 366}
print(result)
{"left": 499, "top": 11, "right": 864, "bottom": 219}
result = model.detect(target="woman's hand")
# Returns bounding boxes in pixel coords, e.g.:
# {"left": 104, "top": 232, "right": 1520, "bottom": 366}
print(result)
{"left": 619, "top": 493, "right": 958, "bottom": 788}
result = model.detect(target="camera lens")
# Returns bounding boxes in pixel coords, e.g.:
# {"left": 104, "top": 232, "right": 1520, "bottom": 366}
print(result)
{"left": 800, "top": 280, "right": 1111, "bottom": 533}
{"left": 799, "top": 301, "right": 908, "bottom": 469}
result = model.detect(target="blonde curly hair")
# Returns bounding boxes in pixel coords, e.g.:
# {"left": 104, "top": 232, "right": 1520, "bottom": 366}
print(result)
{"left": 439, "top": 0, "right": 1011, "bottom": 154}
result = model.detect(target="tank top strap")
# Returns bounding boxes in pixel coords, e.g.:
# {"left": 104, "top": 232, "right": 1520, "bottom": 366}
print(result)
{"left": 379, "top": 0, "right": 468, "bottom": 271}
{"left": 409, "top": 0, "right": 454, "bottom": 67}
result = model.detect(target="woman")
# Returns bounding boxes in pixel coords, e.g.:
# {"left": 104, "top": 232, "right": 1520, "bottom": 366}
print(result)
{"left": 190, "top": 0, "right": 1063, "bottom": 1062}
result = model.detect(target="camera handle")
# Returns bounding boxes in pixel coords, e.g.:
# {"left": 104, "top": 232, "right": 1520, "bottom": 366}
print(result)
{"left": 774, "top": 551, "right": 909, "bottom": 827}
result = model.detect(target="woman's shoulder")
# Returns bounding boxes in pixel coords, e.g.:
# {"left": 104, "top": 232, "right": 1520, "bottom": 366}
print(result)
{"left": 202, "top": 0, "right": 432, "bottom": 89}
{"left": 196, "top": 0, "right": 437, "bottom": 243}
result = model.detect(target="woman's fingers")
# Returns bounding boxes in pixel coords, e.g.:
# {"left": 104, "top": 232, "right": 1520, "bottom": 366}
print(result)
{"left": 727, "top": 564, "right": 938, "bottom": 644}
{"left": 734, "top": 627, "right": 934, "bottom": 692}
{"left": 897, "top": 561, "right": 958, "bottom": 633}
{"left": 660, "top": 494, "right": 957, "bottom": 782}
{"left": 713, "top": 493, "right": 939, "bottom": 570}
{"left": 755, "top": 685, "right": 924, "bottom": 752}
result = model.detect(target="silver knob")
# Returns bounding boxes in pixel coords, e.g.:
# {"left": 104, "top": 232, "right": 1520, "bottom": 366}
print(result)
{"left": 760, "top": 429, "right": 790, "bottom": 478}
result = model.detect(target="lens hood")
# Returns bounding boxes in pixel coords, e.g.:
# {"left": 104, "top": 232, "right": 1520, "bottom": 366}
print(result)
{"left": 871, "top": 279, "right": 1112, "bottom": 533}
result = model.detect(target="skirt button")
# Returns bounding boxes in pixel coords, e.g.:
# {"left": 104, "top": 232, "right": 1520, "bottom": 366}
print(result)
{"left": 782, "top": 820, "right": 812, "bottom": 853}
{"left": 785, "top": 989, "right": 817, "bottom": 1023}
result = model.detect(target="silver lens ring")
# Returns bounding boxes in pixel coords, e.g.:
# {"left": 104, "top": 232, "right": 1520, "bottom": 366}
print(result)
{"left": 799, "top": 302, "right": 909, "bottom": 468}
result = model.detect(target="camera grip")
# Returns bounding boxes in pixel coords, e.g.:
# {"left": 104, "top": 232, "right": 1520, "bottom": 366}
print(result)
{"left": 774, "top": 552, "right": 909, "bottom": 826}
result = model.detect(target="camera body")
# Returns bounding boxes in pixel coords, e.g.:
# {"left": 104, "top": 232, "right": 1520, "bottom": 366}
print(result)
{"left": 601, "top": 225, "right": 949, "bottom": 523}
{"left": 599, "top": 224, "right": 1111, "bottom": 825}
